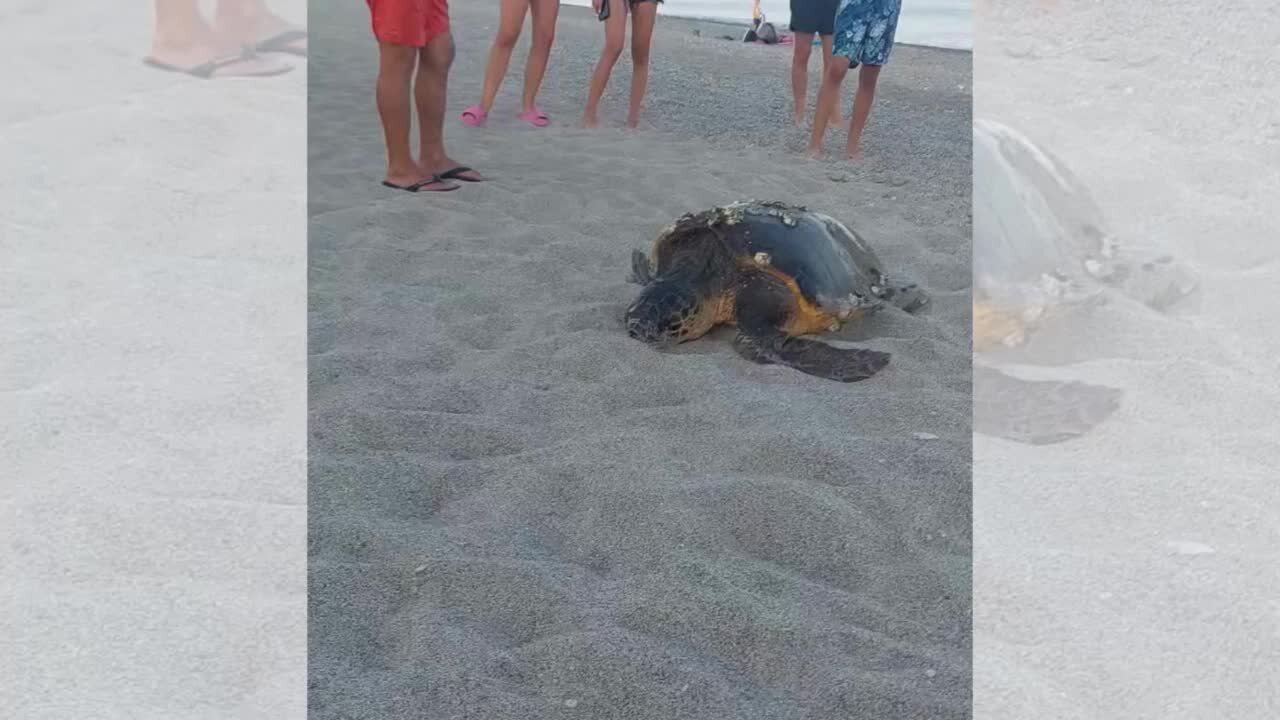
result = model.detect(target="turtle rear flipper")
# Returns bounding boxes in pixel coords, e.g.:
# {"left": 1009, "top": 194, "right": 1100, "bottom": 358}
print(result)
{"left": 628, "top": 250, "right": 654, "bottom": 285}
{"left": 734, "top": 333, "right": 890, "bottom": 382}
{"left": 974, "top": 365, "right": 1123, "bottom": 444}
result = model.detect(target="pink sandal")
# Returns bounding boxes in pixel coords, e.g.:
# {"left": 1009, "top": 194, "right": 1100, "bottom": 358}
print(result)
{"left": 460, "top": 105, "right": 487, "bottom": 127}
{"left": 518, "top": 107, "right": 550, "bottom": 128}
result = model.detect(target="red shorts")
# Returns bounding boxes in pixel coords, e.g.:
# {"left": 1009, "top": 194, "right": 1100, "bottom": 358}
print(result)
{"left": 367, "top": 0, "right": 449, "bottom": 47}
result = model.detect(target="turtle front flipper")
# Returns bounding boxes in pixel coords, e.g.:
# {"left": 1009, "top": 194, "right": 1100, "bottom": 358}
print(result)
{"left": 734, "top": 271, "right": 890, "bottom": 382}
{"left": 974, "top": 365, "right": 1123, "bottom": 445}
{"left": 627, "top": 250, "right": 654, "bottom": 285}
{"left": 733, "top": 332, "right": 890, "bottom": 382}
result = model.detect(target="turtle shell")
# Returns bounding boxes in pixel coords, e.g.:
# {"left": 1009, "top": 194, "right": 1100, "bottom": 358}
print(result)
{"left": 715, "top": 201, "right": 890, "bottom": 310}
{"left": 973, "top": 118, "right": 1119, "bottom": 314}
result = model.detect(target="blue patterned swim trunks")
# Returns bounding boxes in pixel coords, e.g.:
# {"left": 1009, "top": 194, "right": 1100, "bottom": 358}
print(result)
{"left": 832, "top": 0, "right": 902, "bottom": 66}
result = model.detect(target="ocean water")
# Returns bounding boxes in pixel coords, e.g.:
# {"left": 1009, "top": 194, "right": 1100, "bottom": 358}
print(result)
{"left": 563, "top": 0, "right": 972, "bottom": 51}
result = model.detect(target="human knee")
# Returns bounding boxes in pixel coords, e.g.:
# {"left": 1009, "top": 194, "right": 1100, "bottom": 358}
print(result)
{"left": 532, "top": 26, "right": 556, "bottom": 52}
{"left": 378, "top": 46, "right": 417, "bottom": 81}
{"left": 858, "top": 65, "right": 882, "bottom": 87}
{"left": 495, "top": 27, "right": 521, "bottom": 51}
{"left": 825, "top": 60, "right": 849, "bottom": 84}
{"left": 423, "top": 33, "right": 455, "bottom": 69}
{"left": 631, "top": 44, "right": 650, "bottom": 68}
{"left": 792, "top": 39, "right": 813, "bottom": 65}
{"left": 601, "top": 42, "right": 624, "bottom": 64}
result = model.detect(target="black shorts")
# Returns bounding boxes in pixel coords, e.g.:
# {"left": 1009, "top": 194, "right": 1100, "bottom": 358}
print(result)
{"left": 789, "top": 0, "right": 840, "bottom": 36}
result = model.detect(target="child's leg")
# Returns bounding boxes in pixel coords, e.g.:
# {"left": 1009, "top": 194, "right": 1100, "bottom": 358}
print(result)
{"left": 522, "top": 0, "right": 560, "bottom": 113}
{"left": 582, "top": 0, "right": 627, "bottom": 128}
{"left": 626, "top": 1, "right": 659, "bottom": 128}
{"left": 846, "top": 64, "right": 881, "bottom": 159}
{"left": 376, "top": 42, "right": 425, "bottom": 186}
{"left": 479, "top": 0, "right": 529, "bottom": 115}
{"left": 806, "top": 56, "right": 850, "bottom": 156}
{"left": 819, "top": 34, "right": 842, "bottom": 124}
{"left": 417, "top": 29, "right": 482, "bottom": 182}
{"left": 790, "top": 32, "right": 815, "bottom": 126}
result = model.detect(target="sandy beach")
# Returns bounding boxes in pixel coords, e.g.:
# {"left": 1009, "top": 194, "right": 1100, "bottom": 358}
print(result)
{"left": 309, "top": 2, "right": 971, "bottom": 718}
{"left": 3, "top": 0, "right": 307, "bottom": 718}
{"left": 974, "top": 1, "right": 1280, "bottom": 717}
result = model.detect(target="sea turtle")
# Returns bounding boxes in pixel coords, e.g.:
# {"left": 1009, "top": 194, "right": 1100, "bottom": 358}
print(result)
{"left": 625, "top": 200, "right": 929, "bottom": 382}
{"left": 973, "top": 117, "right": 1199, "bottom": 444}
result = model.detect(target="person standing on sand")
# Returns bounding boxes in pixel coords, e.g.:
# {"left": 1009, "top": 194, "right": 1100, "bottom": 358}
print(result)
{"left": 461, "top": 0, "right": 561, "bottom": 128}
{"left": 807, "top": 0, "right": 900, "bottom": 160}
{"left": 583, "top": 0, "right": 662, "bottom": 129}
{"left": 144, "top": 0, "right": 307, "bottom": 79}
{"left": 367, "top": 0, "right": 484, "bottom": 192}
{"left": 788, "top": 0, "right": 844, "bottom": 127}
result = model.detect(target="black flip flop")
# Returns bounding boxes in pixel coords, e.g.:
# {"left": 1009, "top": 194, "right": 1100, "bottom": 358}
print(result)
{"left": 438, "top": 166, "right": 482, "bottom": 183}
{"left": 255, "top": 29, "right": 308, "bottom": 58}
{"left": 143, "top": 51, "right": 292, "bottom": 79}
{"left": 382, "top": 176, "right": 459, "bottom": 193}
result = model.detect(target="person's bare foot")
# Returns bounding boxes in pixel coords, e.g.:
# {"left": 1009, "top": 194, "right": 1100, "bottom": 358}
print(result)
{"left": 383, "top": 172, "right": 458, "bottom": 192}
{"left": 846, "top": 148, "right": 864, "bottom": 161}
{"left": 793, "top": 113, "right": 807, "bottom": 128}
{"left": 421, "top": 157, "right": 483, "bottom": 183}
{"left": 148, "top": 36, "right": 289, "bottom": 77}
{"left": 582, "top": 114, "right": 600, "bottom": 129}
{"left": 383, "top": 161, "right": 458, "bottom": 192}
{"left": 804, "top": 146, "right": 822, "bottom": 160}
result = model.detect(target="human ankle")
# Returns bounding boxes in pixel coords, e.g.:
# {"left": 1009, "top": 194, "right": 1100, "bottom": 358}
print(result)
{"left": 154, "top": 11, "right": 211, "bottom": 50}
{"left": 386, "top": 157, "right": 419, "bottom": 176}
{"left": 418, "top": 151, "right": 447, "bottom": 169}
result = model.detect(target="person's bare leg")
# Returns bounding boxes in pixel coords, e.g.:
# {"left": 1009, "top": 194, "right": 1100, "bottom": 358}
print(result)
{"left": 582, "top": 0, "right": 626, "bottom": 128}
{"left": 820, "top": 34, "right": 842, "bottom": 125}
{"left": 377, "top": 43, "right": 437, "bottom": 188}
{"left": 150, "top": 0, "right": 287, "bottom": 75}
{"left": 479, "top": 0, "right": 528, "bottom": 114}
{"left": 418, "top": 32, "right": 481, "bottom": 182}
{"left": 790, "top": 32, "right": 814, "bottom": 127}
{"left": 626, "top": 1, "right": 658, "bottom": 128}
{"left": 846, "top": 64, "right": 881, "bottom": 160}
{"left": 213, "top": 0, "right": 307, "bottom": 54}
{"left": 806, "top": 56, "right": 850, "bottom": 157}
{"left": 522, "top": 0, "right": 560, "bottom": 113}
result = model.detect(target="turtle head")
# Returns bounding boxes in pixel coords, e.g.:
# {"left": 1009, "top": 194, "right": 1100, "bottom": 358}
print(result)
{"left": 625, "top": 279, "right": 708, "bottom": 346}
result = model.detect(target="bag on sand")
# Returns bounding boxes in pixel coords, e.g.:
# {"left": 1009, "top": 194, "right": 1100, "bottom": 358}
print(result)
{"left": 743, "top": 15, "right": 780, "bottom": 44}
